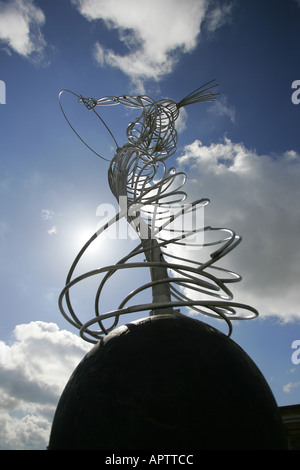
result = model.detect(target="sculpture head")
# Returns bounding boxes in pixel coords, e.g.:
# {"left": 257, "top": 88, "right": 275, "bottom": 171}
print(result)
{"left": 59, "top": 80, "right": 219, "bottom": 163}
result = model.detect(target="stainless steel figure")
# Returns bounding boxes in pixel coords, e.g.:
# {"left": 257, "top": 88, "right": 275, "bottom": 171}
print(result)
{"left": 58, "top": 82, "right": 258, "bottom": 344}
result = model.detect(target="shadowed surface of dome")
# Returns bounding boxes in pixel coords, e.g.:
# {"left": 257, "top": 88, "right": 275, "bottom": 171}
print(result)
{"left": 48, "top": 314, "right": 288, "bottom": 450}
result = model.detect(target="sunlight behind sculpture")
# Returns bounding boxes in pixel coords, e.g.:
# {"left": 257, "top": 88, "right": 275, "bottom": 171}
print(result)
{"left": 58, "top": 81, "right": 258, "bottom": 344}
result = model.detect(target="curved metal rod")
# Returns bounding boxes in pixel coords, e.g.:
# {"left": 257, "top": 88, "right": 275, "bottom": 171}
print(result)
{"left": 58, "top": 89, "right": 118, "bottom": 161}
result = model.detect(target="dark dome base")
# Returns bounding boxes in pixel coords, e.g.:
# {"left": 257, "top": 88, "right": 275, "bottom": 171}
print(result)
{"left": 48, "top": 314, "right": 288, "bottom": 450}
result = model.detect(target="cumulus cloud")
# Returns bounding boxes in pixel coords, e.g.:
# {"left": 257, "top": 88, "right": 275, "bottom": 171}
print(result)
{"left": 177, "top": 138, "right": 300, "bottom": 323}
{"left": 0, "top": 0, "right": 47, "bottom": 60}
{"left": 0, "top": 321, "right": 91, "bottom": 449}
{"left": 71, "top": 0, "right": 234, "bottom": 90}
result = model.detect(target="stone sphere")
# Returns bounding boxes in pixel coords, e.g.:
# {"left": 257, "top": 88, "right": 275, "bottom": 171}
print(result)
{"left": 48, "top": 314, "right": 287, "bottom": 450}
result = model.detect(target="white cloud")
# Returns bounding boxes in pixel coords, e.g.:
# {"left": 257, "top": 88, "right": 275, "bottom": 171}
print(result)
{"left": 41, "top": 210, "right": 59, "bottom": 235}
{"left": 209, "top": 95, "right": 236, "bottom": 123}
{"left": 204, "top": 1, "right": 234, "bottom": 32}
{"left": 41, "top": 209, "right": 55, "bottom": 220}
{"left": 283, "top": 381, "right": 300, "bottom": 393}
{"left": 72, "top": 0, "right": 234, "bottom": 90}
{"left": 177, "top": 138, "right": 300, "bottom": 323}
{"left": 0, "top": 321, "right": 91, "bottom": 450}
{"left": 0, "top": 0, "right": 46, "bottom": 59}
{"left": 175, "top": 106, "right": 188, "bottom": 133}
{"left": 47, "top": 225, "right": 58, "bottom": 235}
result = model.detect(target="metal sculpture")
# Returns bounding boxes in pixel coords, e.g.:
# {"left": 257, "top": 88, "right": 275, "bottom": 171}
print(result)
{"left": 58, "top": 81, "right": 258, "bottom": 344}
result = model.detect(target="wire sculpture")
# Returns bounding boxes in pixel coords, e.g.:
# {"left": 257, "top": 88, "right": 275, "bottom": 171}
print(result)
{"left": 58, "top": 81, "right": 258, "bottom": 344}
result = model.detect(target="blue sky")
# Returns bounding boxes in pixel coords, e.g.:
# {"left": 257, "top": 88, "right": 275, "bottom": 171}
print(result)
{"left": 0, "top": 0, "right": 300, "bottom": 449}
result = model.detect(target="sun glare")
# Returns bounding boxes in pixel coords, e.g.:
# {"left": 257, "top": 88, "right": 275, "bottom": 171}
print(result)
{"left": 69, "top": 221, "right": 134, "bottom": 268}
{"left": 74, "top": 227, "right": 99, "bottom": 253}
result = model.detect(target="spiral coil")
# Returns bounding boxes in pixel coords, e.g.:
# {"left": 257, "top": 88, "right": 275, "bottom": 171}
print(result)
{"left": 58, "top": 82, "right": 258, "bottom": 344}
